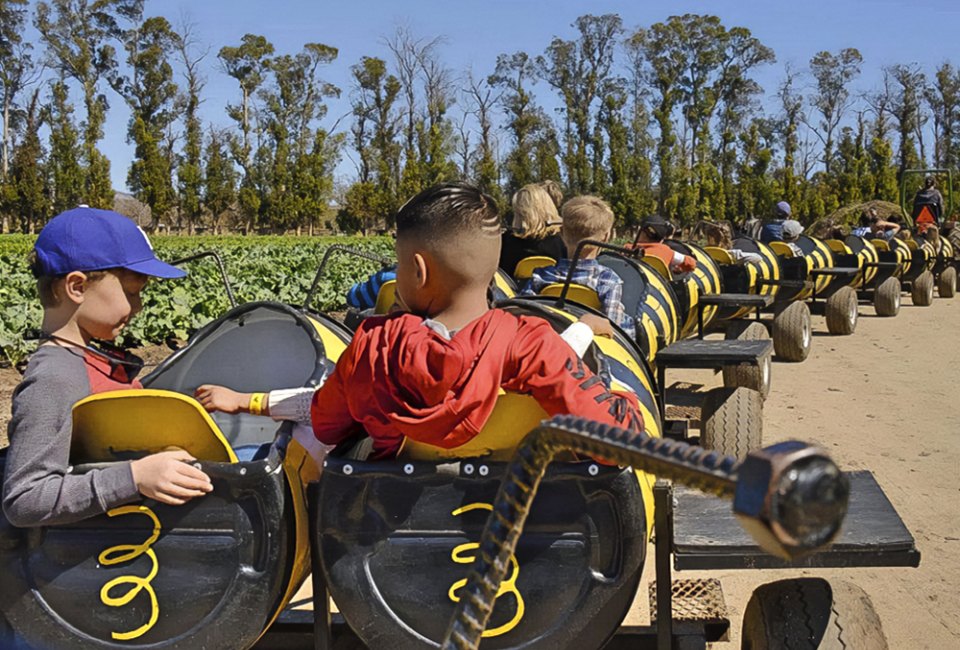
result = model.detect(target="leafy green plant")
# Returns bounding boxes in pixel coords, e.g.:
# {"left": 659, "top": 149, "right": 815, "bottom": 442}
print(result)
{"left": 0, "top": 235, "right": 394, "bottom": 365}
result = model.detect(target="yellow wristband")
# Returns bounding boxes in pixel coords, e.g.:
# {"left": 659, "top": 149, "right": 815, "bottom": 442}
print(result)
{"left": 248, "top": 392, "right": 266, "bottom": 416}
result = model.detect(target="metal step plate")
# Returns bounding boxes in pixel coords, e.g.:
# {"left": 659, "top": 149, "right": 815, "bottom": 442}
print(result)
{"left": 648, "top": 578, "right": 727, "bottom": 623}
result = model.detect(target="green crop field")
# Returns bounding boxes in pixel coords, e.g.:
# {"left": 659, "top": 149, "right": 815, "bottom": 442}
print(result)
{"left": 0, "top": 235, "right": 394, "bottom": 365}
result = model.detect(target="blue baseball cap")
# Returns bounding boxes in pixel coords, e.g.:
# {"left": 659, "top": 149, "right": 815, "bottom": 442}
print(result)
{"left": 34, "top": 206, "right": 186, "bottom": 278}
{"left": 775, "top": 201, "right": 792, "bottom": 217}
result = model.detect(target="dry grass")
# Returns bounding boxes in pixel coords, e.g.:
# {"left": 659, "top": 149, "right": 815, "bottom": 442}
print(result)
{"left": 810, "top": 199, "right": 904, "bottom": 237}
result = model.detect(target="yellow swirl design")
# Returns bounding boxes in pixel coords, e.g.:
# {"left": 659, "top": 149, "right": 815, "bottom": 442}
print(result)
{"left": 447, "top": 503, "right": 525, "bottom": 637}
{"left": 98, "top": 505, "right": 161, "bottom": 641}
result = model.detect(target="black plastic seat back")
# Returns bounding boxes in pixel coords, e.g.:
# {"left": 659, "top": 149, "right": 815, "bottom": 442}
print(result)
{"left": 313, "top": 458, "right": 647, "bottom": 649}
{"left": 669, "top": 277, "right": 692, "bottom": 327}
{"left": 143, "top": 302, "right": 334, "bottom": 449}
{"left": 795, "top": 235, "right": 819, "bottom": 256}
{"left": 777, "top": 257, "right": 808, "bottom": 301}
{"left": 844, "top": 235, "right": 867, "bottom": 255}
{"left": 598, "top": 252, "right": 682, "bottom": 356}
{"left": 594, "top": 253, "right": 648, "bottom": 318}
{"left": 720, "top": 262, "right": 749, "bottom": 293}
{"left": 0, "top": 450, "right": 294, "bottom": 649}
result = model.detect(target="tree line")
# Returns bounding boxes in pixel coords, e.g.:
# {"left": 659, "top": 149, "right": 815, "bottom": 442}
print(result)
{"left": 1, "top": 2, "right": 958, "bottom": 235}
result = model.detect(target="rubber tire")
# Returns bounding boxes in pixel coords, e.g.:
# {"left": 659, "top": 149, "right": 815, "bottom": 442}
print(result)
{"left": 722, "top": 321, "right": 772, "bottom": 399}
{"left": 937, "top": 266, "right": 957, "bottom": 298}
{"left": 824, "top": 286, "right": 858, "bottom": 336}
{"left": 742, "top": 578, "right": 888, "bottom": 650}
{"left": 700, "top": 386, "right": 763, "bottom": 457}
{"left": 772, "top": 302, "right": 811, "bottom": 362}
{"left": 911, "top": 271, "right": 934, "bottom": 306}
{"left": 873, "top": 277, "right": 901, "bottom": 317}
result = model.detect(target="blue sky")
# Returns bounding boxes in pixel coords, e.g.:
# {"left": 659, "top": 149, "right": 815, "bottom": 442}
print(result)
{"left": 27, "top": 0, "right": 960, "bottom": 191}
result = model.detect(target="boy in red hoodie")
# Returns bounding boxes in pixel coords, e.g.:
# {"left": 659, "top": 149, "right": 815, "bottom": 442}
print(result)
{"left": 308, "top": 183, "right": 643, "bottom": 458}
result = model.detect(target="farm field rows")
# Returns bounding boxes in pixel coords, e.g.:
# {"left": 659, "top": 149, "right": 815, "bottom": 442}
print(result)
{"left": 0, "top": 235, "right": 393, "bottom": 365}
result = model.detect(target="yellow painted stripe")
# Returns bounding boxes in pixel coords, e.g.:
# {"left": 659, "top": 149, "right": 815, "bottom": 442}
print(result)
{"left": 859, "top": 240, "right": 878, "bottom": 286}
{"left": 721, "top": 243, "right": 779, "bottom": 321}
{"left": 646, "top": 270, "right": 680, "bottom": 336}
{"left": 942, "top": 238, "right": 955, "bottom": 259}
{"left": 920, "top": 241, "right": 937, "bottom": 270}
{"left": 793, "top": 240, "right": 833, "bottom": 300}
{"left": 309, "top": 316, "right": 349, "bottom": 362}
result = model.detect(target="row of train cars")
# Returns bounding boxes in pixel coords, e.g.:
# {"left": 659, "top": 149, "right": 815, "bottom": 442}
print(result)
{"left": 493, "top": 226, "right": 956, "bottom": 459}
{"left": 0, "top": 218, "right": 952, "bottom": 649}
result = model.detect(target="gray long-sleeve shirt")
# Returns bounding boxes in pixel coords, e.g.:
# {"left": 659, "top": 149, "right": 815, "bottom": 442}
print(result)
{"left": 2, "top": 346, "right": 141, "bottom": 527}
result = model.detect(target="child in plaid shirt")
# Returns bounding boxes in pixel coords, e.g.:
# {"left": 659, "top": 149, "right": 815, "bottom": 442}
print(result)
{"left": 521, "top": 196, "right": 636, "bottom": 339}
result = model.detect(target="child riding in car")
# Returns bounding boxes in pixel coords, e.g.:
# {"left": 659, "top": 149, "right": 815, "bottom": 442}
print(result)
{"left": 630, "top": 215, "right": 697, "bottom": 274}
{"left": 520, "top": 196, "right": 637, "bottom": 339}
{"left": 313, "top": 184, "right": 643, "bottom": 458}
{"left": 199, "top": 184, "right": 643, "bottom": 461}
{"left": 779, "top": 219, "right": 806, "bottom": 257}
{"left": 3, "top": 208, "right": 212, "bottom": 528}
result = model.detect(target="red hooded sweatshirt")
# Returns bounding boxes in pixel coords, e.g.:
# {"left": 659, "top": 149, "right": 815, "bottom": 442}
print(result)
{"left": 311, "top": 309, "right": 643, "bottom": 459}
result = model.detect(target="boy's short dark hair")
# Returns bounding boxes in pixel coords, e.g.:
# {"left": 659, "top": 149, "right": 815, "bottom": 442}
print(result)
{"left": 395, "top": 182, "right": 500, "bottom": 245}
{"left": 28, "top": 250, "right": 108, "bottom": 308}
{"left": 638, "top": 214, "right": 673, "bottom": 242}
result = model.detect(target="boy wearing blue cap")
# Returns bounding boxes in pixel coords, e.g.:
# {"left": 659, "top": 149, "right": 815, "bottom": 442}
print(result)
{"left": 2, "top": 207, "right": 212, "bottom": 528}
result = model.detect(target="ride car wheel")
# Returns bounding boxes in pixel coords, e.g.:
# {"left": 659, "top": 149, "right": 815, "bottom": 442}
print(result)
{"left": 741, "top": 578, "right": 888, "bottom": 650}
{"left": 911, "top": 271, "right": 934, "bottom": 306}
{"left": 700, "top": 386, "right": 762, "bottom": 457}
{"left": 824, "top": 286, "right": 858, "bottom": 336}
{"left": 772, "top": 302, "right": 811, "bottom": 362}
{"left": 937, "top": 266, "right": 957, "bottom": 298}
{"left": 873, "top": 277, "right": 901, "bottom": 317}
{"left": 722, "top": 322, "right": 771, "bottom": 399}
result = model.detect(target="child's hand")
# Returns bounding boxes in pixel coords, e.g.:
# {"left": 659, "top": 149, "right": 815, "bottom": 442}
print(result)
{"left": 195, "top": 385, "right": 252, "bottom": 414}
{"left": 131, "top": 450, "right": 213, "bottom": 505}
{"left": 578, "top": 313, "right": 615, "bottom": 338}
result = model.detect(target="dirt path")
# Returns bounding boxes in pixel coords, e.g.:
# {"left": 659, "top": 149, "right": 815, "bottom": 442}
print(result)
{"left": 1, "top": 299, "right": 958, "bottom": 648}
{"left": 648, "top": 296, "right": 960, "bottom": 648}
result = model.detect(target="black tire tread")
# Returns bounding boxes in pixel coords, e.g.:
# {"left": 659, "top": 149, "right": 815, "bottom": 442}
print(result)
{"left": 741, "top": 578, "right": 888, "bottom": 650}
{"left": 937, "top": 266, "right": 957, "bottom": 298}
{"left": 824, "top": 286, "right": 858, "bottom": 336}
{"left": 912, "top": 271, "right": 934, "bottom": 306}
{"left": 873, "top": 277, "right": 901, "bottom": 317}
{"left": 772, "top": 302, "right": 811, "bottom": 362}
{"left": 722, "top": 322, "right": 771, "bottom": 398}
{"left": 700, "top": 386, "right": 762, "bottom": 457}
